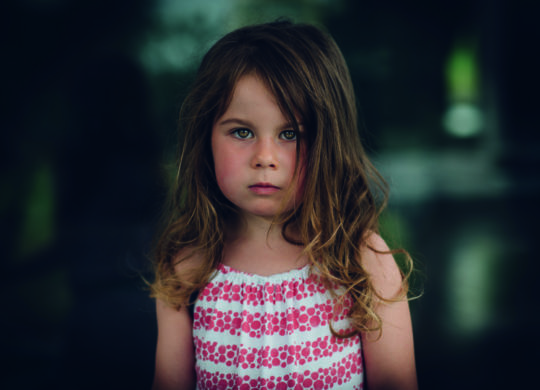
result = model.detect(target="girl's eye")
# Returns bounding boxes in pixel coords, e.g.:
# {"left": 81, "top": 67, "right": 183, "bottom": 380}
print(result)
{"left": 232, "top": 128, "right": 253, "bottom": 139}
{"left": 280, "top": 130, "right": 297, "bottom": 141}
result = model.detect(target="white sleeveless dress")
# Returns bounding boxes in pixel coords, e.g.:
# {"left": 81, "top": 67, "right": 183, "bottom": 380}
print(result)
{"left": 193, "top": 263, "right": 364, "bottom": 389}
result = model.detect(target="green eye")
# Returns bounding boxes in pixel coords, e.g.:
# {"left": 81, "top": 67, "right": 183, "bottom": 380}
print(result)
{"left": 233, "top": 128, "right": 252, "bottom": 139}
{"left": 280, "top": 130, "right": 297, "bottom": 140}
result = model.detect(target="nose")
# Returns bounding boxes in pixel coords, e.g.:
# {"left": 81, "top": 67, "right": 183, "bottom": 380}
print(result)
{"left": 252, "top": 139, "right": 278, "bottom": 169}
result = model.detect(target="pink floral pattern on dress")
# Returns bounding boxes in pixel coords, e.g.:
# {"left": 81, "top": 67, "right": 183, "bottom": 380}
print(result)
{"left": 193, "top": 264, "right": 363, "bottom": 389}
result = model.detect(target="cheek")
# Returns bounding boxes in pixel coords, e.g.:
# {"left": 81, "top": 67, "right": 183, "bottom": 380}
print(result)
{"left": 212, "top": 146, "right": 242, "bottom": 194}
{"left": 214, "top": 162, "right": 234, "bottom": 191}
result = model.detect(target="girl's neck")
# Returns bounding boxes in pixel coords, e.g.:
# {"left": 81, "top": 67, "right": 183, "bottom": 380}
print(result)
{"left": 222, "top": 214, "right": 307, "bottom": 276}
{"left": 233, "top": 214, "right": 283, "bottom": 242}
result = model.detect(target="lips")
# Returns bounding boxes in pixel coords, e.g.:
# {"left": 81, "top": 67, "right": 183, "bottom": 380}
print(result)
{"left": 248, "top": 182, "right": 280, "bottom": 195}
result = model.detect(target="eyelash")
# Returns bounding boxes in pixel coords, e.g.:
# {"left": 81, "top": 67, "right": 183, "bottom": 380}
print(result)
{"left": 231, "top": 128, "right": 253, "bottom": 139}
{"left": 231, "top": 128, "right": 297, "bottom": 141}
{"left": 280, "top": 130, "right": 297, "bottom": 141}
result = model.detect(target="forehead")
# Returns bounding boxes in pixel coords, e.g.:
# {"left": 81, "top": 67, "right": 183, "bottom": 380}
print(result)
{"left": 225, "top": 75, "right": 277, "bottom": 110}
{"left": 217, "top": 73, "right": 304, "bottom": 128}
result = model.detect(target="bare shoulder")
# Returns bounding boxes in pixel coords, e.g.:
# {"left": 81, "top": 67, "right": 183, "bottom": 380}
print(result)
{"left": 172, "top": 246, "right": 204, "bottom": 279}
{"left": 155, "top": 246, "right": 203, "bottom": 319}
{"left": 360, "top": 233, "right": 403, "bottom": 300}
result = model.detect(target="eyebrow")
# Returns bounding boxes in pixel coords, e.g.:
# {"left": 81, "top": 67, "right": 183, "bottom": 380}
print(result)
{"left": 217, "top": 117, "right": 304, "bottom": 129}
{"left": 217, "top": 118, "right": 254, "bottom": 127}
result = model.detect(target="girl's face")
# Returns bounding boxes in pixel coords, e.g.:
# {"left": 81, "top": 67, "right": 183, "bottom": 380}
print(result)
{"left": 211, "top": 74, "right": 305, "bottom": 221}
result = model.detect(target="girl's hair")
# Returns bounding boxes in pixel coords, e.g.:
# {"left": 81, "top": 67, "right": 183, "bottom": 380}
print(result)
{"left": 151, "top": 20, "right": 411, "bottom": 337}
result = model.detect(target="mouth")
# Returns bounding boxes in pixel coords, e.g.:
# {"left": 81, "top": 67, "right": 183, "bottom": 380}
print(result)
{"left": 248, "top": 182, "right": 280, "bottom": 194}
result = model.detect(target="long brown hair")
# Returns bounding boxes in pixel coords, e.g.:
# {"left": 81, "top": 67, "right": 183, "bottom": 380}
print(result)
{"left": 150, "top": 20, "right": 411, "bottom": 337}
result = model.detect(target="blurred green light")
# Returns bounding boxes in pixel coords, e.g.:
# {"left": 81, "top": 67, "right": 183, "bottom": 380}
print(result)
{"left": 443, "top": 102, "right": 483, "bottom": 137}
{"left": 443, "top": 39, "right": 483, "bottom": 137}
{"left": 445, "top": 42, "right": 479, "bottom": 101}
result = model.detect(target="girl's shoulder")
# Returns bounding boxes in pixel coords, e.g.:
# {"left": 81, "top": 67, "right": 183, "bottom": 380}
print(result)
{"left": 360, "top": 233, "right": 403, "bottom": 300}
{"left": 172, "top": 246, "right": 205, "bottom": 279}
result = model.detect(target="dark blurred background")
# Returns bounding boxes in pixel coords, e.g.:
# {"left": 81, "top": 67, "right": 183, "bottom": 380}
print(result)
{"left": 2, "top": 0, "right": 539, "bottom": 389}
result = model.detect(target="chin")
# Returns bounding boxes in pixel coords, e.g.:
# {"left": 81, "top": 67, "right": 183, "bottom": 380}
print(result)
{"left": 242, "top": 206, "right": 282, "bottom": 220}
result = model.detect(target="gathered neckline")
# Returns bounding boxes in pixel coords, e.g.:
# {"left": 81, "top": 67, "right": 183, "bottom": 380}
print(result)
{"left": 216, "top": 262, "right": 311, "bottom": 281}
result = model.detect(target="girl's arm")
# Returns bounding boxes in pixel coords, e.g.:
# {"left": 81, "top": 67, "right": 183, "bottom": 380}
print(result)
{"left": 360, "top": 234, "right": 418, "bottom": 390}
{"left": 152, "top": 298, "right": 196, "bottom": 390}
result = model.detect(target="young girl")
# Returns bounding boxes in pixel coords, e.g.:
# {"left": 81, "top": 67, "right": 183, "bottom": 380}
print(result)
{"left": 150, "top": 20, "right": 417, "bottom": 390}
